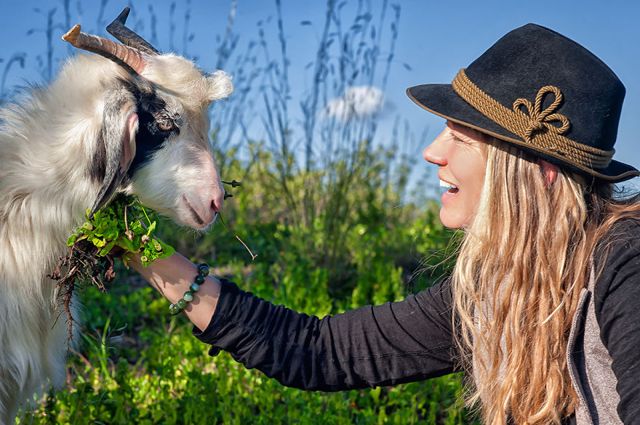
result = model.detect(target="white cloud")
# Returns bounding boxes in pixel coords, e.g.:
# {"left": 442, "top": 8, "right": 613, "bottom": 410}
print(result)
{"left": 323, "top": 86, "right": 384, "bottom": 121}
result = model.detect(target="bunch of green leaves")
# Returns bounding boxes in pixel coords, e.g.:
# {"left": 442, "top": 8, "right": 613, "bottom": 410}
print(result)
{"left": 67, "top": 195, "right": 174, "bottom": 267}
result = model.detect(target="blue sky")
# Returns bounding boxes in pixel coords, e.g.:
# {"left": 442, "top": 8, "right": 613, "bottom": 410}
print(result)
{"left": 2, "top": 0, "right": 639, "bottom": 189}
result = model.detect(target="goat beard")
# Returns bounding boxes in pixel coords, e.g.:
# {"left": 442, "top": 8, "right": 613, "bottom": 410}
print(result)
{"left": 48, "top": 239, "right": 119, "bottom": 345}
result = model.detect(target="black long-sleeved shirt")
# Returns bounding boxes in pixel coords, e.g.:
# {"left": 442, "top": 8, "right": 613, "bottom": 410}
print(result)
{"left": 193, "top": 219, "right": 640, "bottom": 423}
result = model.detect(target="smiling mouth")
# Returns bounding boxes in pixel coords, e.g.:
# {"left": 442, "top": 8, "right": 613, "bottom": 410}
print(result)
{"left": 182, "top": 195, "right": 205, "bottom": 226}
{"left": 439, "top": 179, "right": 459, "bottom": 193}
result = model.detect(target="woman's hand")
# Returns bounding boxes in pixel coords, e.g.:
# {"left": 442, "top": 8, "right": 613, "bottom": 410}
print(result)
{"left": 130, "top": 252, "right": 221, "bottom": 332}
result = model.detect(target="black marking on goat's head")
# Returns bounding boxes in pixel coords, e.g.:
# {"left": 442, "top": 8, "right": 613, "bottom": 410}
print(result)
{"left": 88, "top": 83, "right": 138, "bottom": 213}
{"left": 123, "top": 78, "right": 184, "bottom": 177}
{"left": 90, "top": 132, "right": 107, "bottom": 184}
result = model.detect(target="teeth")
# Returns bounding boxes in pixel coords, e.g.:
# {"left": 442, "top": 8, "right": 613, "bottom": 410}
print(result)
{"left": 439, "top": 179, "right": 458, "bottom": 190}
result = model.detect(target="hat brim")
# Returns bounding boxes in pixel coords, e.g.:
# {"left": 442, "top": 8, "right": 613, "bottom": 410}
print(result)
{"left": 407, "top": 83, "right": 640, "bottom": 183}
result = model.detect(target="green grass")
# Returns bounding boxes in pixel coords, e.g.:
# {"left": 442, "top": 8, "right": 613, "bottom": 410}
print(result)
{"left": 18, "top": 276, "right": 472, "bottom": 424}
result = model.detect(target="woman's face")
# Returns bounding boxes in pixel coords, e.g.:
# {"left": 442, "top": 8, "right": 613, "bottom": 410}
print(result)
{"left": 423, "top": 121, "right": 488, "bottom": 229}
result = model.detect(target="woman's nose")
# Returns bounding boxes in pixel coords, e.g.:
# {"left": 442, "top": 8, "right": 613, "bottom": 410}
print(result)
{"left": 423, "top": 129, "right": 448, "bottom": 166}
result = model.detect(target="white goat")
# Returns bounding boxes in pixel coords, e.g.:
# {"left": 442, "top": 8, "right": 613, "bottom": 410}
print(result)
{"left": 0, "top": 8, "right": 232, "bottom": 423}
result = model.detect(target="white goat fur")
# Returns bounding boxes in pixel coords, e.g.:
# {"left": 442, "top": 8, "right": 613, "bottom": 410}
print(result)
{"left": 0, "top": 53, "right": 232, "bottom": 423}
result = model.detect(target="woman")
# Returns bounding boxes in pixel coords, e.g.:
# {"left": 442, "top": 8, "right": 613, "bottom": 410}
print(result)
{"left": 133, "top": 24, "right": 640, "bottom": 424}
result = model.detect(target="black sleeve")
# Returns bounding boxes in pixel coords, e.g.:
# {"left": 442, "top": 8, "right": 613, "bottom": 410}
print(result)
{"left": 594, "top": 220, "right": 640, "bottom": 422}
{"left": 193, "top": 278, "right": 459, "bottom": 391}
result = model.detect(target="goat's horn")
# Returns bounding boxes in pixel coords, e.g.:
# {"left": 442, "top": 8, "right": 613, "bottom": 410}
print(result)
{"left": 107, "top": 7, "right": 159, "bottom": 55}
{"left": 62, "top": 24, "right": 147, "bottom": 74}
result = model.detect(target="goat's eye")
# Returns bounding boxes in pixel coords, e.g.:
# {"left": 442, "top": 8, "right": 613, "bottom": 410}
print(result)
{"left": 156, "top": 114, "right": 176, "bottom": 132}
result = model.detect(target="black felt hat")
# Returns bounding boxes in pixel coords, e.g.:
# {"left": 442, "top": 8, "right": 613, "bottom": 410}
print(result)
{"left": 407, "top": 23, "right": 639, "bottom": 182}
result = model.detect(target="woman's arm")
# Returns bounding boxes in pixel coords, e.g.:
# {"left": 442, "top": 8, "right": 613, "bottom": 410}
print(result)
{"left": 134, "top": 252, "right": 459, "bottom": 391}
{"left": 130, "top": 253, "right": 221, "bottom": 332}
{"left": 198, "top": 277, "right": 459, "bottom": 391}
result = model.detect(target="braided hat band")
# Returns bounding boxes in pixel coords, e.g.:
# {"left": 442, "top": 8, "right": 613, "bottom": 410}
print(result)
{"left": 451, "top": 69, "right": 615, "bottom": 170}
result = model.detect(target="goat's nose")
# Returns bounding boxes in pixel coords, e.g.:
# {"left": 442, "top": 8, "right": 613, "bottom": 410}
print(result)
{"left": 210, "top": 190, "right": 224, "bottom": 213}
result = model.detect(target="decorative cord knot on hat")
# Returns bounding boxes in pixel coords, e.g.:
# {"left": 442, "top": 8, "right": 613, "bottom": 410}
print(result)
{"left": 513, "top": 86, "right": 570, "bottom": 141}
{"left": 451, "top": 69, "right": 614, "bottom": 169}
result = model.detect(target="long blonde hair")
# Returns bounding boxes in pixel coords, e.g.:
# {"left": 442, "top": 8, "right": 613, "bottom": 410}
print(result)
{"left": 451, "top": 138, "right": 640, "bottom": 424}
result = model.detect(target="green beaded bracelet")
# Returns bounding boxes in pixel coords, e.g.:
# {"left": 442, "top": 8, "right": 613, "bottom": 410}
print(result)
{"left": 169, "top": 263, "right": 210, "bottom": 315}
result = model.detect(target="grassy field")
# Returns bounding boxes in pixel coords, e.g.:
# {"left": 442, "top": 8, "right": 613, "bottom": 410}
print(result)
{"left": 17, "top": 228, "right": 472, "bottom": 424}
{"left": 18, "top": 276, "right": 470, "bottom": 424}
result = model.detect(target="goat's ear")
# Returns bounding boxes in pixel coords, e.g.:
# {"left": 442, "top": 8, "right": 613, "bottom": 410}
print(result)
{"left": 90, "top": 91, "right": 139, "bottom": 215}
{"left": 206, "top": 70, "right": 233, "bottom": 102}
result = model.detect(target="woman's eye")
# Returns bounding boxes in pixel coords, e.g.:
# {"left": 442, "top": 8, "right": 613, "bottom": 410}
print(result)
{"left": 452, "top": 133, "right": 475, "bottom": 145}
